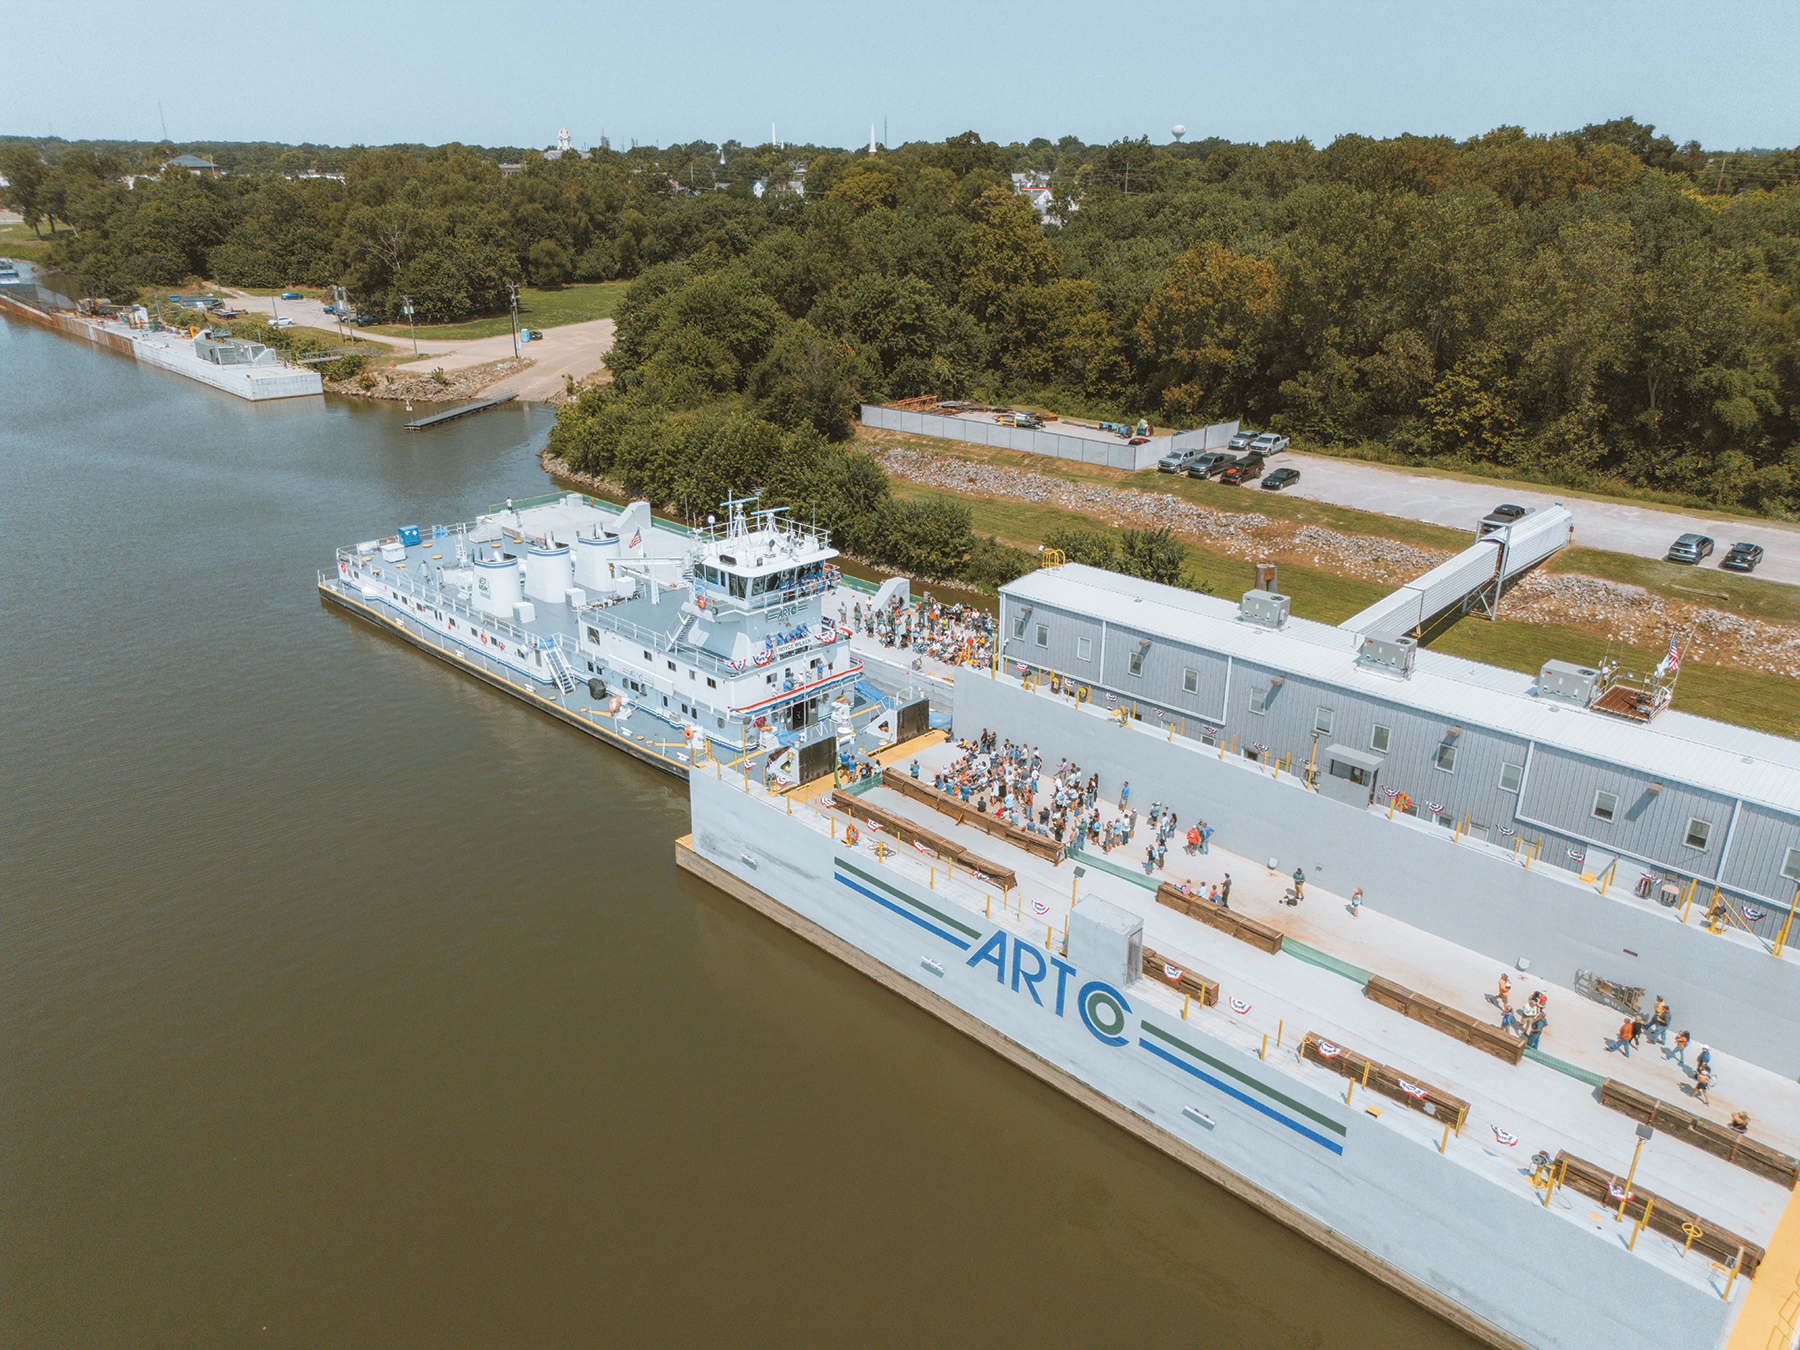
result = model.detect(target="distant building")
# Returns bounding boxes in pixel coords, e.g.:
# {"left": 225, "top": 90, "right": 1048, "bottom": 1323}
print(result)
{"left": 544, "top": 127, "right": 580, "bottom": 162}
{"left": 1012, "top": 171, "right": 1067, "bottom": 224}
{"left": 164, "top": 154, "right": 222, "bottom": 178}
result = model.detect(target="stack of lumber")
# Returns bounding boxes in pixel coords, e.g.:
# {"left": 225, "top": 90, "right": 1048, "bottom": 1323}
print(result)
{"left": 1550, "top": 1150, "right": 1766, "bottom": 1274}
{"left": 1154, "top": 882, "right": 1284, "bottom": 954}
{"left": 829, "top": 790, "right": 1018, "bottom": 890}
{"left": 1598, "top": 1079, "right": 1799, "bottom": 1189}
{"left": 1142, "top": 947, "right": 1219, "bottom": 1006}
{"left": 880, "top": 770, "right": 1065, "bottom": 865}
{"left": 1299, "top": 1031, "right": 1469, "bottom": 1127}
{"left": 1363, "top": 975, "right": 1524, "bottom": 1066}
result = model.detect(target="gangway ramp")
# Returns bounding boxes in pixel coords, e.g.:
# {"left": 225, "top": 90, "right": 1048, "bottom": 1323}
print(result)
{"left": 1338, "top": 504, "right": 1572, "bottom": 643}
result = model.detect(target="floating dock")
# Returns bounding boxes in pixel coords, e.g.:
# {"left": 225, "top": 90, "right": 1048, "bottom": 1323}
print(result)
{"left": 404, "top": 393, "right": 517, "bottom": 429}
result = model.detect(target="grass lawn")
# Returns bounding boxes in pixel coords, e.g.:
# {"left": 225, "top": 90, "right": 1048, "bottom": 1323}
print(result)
{"left": 889, "top": 478, "right": 1798, "bottom": 737}
{"left": 235, "top": 285, "right": 333, "bottom": 299}
{"left": 365, "top": 282, "right": 628, "bottom": 341}
{"left": 0, "top": 220, "right": 69, "bottom": 263}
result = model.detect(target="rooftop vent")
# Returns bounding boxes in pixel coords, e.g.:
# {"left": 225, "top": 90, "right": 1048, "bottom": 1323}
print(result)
{"left": 1253, "top": 562, "right": 1278, "bottom": 593}
{"left": 1359, "top": 635, "right": 1417, "bottom": 677}
{"left": 1239, "top": 590, "right": 1290, "bottom": 630}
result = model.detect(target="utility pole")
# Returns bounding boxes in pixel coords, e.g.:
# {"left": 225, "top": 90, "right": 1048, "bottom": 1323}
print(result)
{"left": 402, "top": 294, "right": 417, "bottom": 355}
{"left": 507, "top": 282, "right": 520, "bottom": 359}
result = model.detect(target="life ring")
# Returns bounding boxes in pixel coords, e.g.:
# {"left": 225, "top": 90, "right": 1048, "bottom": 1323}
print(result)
{"left": 338, "top": 561, "right": 347, "bottom": 576}
{"left": 684, "top": 726, "right": 695, "bottom": 741}
{"left": 845, "top": 825, "right": 860, "bottom": 847}
{"left": 697, "top": 595, "right": 707, "bottom": 610}
{"left": 755, "top": 716, "right": 767, "bottom": 727}
{"left": 1395, "top": 793, "right": 1412, "bottom": 813}
{"left": 481, "top": 633, "right": 488, "bottom": 644}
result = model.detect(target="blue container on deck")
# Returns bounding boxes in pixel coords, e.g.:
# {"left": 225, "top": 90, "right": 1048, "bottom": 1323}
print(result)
{"left": 398, "top": 525, "right": 421, "bottom": 547}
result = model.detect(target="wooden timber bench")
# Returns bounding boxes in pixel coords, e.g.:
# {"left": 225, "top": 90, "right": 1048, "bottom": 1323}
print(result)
{"left": 1142, "top": 946, "right": 1219, "bottom": 1007}
{"left": 829, "top": 790, "right": 1019, "bottom": 892}
{"left": 1598, "top": 1079, "right": 1799, "bottom": 1189}
{"left": 880, "top": 769, "right": 1066, "bottom": 866}
{"left": 1300, "top": 1031, "right": 1469, "bottom": 1129}
{"left": 1550, "top": 1150, "right": 1766, "bottom": 1275}
{"left": 1364, "top": 974, "right": 1524, "bottom": 1066}
{"left": 1155, "top": 882, "right": 1284, "bottom": 954}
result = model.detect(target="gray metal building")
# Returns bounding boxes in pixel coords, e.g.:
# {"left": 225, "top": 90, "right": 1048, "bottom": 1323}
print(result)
{"left": 996, "top": 564, "right": 1800, "bottom": 943}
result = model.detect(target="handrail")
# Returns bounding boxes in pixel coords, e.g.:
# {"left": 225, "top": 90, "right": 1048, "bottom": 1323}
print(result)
{"left": 338, "top": 548, "right": 534, "bottom": 645}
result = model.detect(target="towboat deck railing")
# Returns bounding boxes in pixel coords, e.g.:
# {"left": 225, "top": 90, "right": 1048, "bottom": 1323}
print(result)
{"left": 337, "top": 548, "right": 537, "bottom": 647}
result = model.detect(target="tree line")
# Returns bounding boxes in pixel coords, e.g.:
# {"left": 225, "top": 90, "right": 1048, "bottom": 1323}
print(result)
{"left": 6, "top": 120, "right": 1800, "bottom": 511}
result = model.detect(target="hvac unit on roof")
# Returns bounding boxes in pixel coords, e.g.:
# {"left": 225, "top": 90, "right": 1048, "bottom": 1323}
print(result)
{"left": 1359, "top": 635, "right": 1417, "bottom": 676}
{"left": 1239, "top": 590, "right": 1289, "bottom": 629}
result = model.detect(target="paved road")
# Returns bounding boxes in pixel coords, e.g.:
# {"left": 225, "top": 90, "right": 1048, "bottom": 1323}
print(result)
{"left": 218, "top": 288, "right": 615, "bottom": 393}
{"left": 1276, "top": 450, "right": 1800, "bottom": 587}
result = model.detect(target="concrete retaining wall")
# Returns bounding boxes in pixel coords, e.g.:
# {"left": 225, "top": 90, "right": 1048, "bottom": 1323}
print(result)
{"left": 861, "top": 405, "right": 1166, "bottom": 471}
{"left": 957, "top": 673, "right": 1800, "bottom": 1081}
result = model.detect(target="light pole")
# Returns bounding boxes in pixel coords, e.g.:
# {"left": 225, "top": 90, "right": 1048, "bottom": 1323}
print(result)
{"left": 402, "top": 294, "right": 417, "bottom": 355}
{"left": 507, "top": 282, "right": 520, "bottom": 360}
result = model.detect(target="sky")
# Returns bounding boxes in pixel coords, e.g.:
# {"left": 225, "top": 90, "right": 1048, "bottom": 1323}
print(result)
{"left": 7, "top": 0, "right": 1796, "bottom": 153}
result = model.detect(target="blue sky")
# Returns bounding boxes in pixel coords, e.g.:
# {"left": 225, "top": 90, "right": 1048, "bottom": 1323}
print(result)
{"left": 8, "top": 0, "right": 1796, "bottom": 151}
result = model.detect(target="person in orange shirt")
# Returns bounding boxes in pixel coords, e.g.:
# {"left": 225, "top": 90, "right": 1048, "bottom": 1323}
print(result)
{"left": 1497, "top": 973, "right": 1512, "bottom": 1013}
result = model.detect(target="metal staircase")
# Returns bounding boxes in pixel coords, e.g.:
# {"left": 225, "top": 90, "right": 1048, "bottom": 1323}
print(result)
{"left": 544, "top": 642, "right": 580, "bottom": 696}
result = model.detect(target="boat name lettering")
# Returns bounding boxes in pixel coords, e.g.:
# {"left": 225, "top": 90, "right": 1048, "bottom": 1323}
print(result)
{"left": 965, "top": 930, "right": 1129, "bottom": 1046}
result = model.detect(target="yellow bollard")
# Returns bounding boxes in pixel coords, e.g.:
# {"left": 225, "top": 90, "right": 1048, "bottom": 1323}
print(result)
{"left": 1183, "top": 994, "right": 1190, "bottom": 1020}
{"left": 985, "top": 895, "right": 991, "bottom": 918}
{"left": 930, "top": 866, "right": 935, "bottom": 890}
{"left": 1440, "top": 1122, "right": 1451, "bottom": 1153}
{"left": 1046, "top": 924, "right": 1053, "bottom": 949}
{"left": 1629, "top": 1197, "right": 1656, "bottom": 1251}
{"left": 1260, "top": 1033, "right": 1267, "bottom": 1060}
{"left": 1346, "top": 1079, "right": 1355, "bottom": 1105}
{"left": 1723, "top": 1246, "right": 1745, "bottom": 1301}
{"left": 1277, "top": 1019, "right": 1283, "bottom": 1047}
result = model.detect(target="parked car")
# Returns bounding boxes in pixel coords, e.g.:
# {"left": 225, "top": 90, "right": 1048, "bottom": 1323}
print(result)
{"left": 280, "top": 290, "right": 303, "bottom": 300}
{"left": 1720, "top": 542, "right": 1764, "bottom": 573}
{"left": 1667, "top": 533, "right": 1715, "bottom": 564}
{"left": 1261, "top": 467, "right": 1301, "bottom": 491}
{"left": 996, "top": 411, "right": 1042, "bottom": 429}
{"left": 269, "top": 315, "right": 296, "bottom": 328}
{"left": 1226, "top": 430, "right": 1259, "bottom": 454}
{"left": 1249, "top": 432, "right": 1290, "bottom": 455}
{"left": 1475, "top": 503, "right": 1529, "bottom": 536}
{"left": 1219, "top": 454, "right": 1266, "bottom": 485}
{"left": 355, "top": 313, "right": 389, "bottom": 326}
{"left": 1157, "top": 447, "right": 1201, "bottom": 473}
{"left": 1184, "top": 452, "right": 1233, "bottom": 480}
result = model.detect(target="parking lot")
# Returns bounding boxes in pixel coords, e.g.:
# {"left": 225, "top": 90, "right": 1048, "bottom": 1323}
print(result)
{"left": 1270, "top": 450, "right": 1800, "bottom": 589}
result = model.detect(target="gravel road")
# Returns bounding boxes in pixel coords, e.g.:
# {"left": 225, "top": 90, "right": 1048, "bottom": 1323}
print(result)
{"left": 1276, "top": 451, "right": 1800, "bottom": 587}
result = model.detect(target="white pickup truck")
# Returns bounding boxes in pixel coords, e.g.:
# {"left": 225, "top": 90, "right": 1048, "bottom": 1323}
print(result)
{"left": 1249, "top": 432, "right": 1290, "bottom": 455}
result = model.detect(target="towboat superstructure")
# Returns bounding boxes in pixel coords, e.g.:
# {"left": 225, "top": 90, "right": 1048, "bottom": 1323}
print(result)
{"left": 324, "top": 492, "right": 869, "bottom": 759}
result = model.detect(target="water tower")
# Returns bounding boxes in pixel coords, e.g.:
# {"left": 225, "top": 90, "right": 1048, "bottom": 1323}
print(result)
{"left": 1171, "top": 124, "right": 1186, "bottom": 142}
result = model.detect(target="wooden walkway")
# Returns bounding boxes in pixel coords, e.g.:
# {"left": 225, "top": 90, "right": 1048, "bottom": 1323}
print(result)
{"left": 404, "top": 392, "right": 517, "bottom": 429}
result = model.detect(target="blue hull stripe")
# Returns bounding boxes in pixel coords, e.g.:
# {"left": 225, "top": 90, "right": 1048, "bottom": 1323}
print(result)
{"left": 835, "top": 872, "right": 972, "bottom": 950}
{"left": 1139, "top": 1038, "right": 1346, "bottom": 1155}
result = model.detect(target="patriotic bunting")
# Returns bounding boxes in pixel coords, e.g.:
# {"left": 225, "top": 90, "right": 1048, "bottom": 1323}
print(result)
{"left": 1398, "top": 1079, "right": 1429, "bottom": 1100}
{"left": 1317, "top": 1040, "right": 1342, "bottom": 1058}
{"left": 1032, "top": 900, "right": 1050, "bottom": 916}
{"left": 912, "top": 840, "right": 931, "bottom": 854}
{"left": 1492, "top": 1126, "right": 1521, "bottom": 1147}
{"left": 1163, "top": 963, "right": 1184, "bottom": 982}
{"left": 1568, "top": 848, "right": 1585, "bottom": 862}
{"left": 1499, "top": 826, "right": 1516, "bottom": 836}
{"left": 1425, "top": 801, "right": 1444, "bottom": 814}
{"left": 1744, "top": 906, "right": 1767, "bottom": 923}
{"left": 1608, "top": 1182, "right": 1633, "bottom": 1201}
{"left": 1229, "top": 998, "right": 1251, "bottom": 1015}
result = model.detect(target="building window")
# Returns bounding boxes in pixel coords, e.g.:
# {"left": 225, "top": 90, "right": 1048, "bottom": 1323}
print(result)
{"left": 1434, "top": 742, "right": 1457, "bottom": 773}
{"left": 1593, "top": 791, "right": 1618, "bottom": 823}
{"left": 1013, "top": 613, "right": 1026, "bottom": 638}
{"left": 1249, "top": 687, "right": 1268, "bottom": 714}
{"left": 1315, "top": 707, "right": 1333, "bottom": 735}
{"left": 1685, "top": 818, "right": 1711, "bottom": 851}
{"left": 1200, "top": 726, "right": 1219, "bottom": 746}
{"left": 1783, "top": 847, "right": 1800, "bottom": 881}
{"left": 1184, "top": 668, "right": 1198, "bottom": 693}
{"left": 1077, "top": 637, "right": 1092, "bottom": 661}
{"left": 1371, "top": 724, "right": 1390, "bottom": 753}
{"left": 1128, "top": 651, "right": 1143, "bottom": 677}
{"left": 706, "top": 677, "right": 716, "bottom": 688}
{"left": 644, "top": 650, "right": 652, "bottom": 660}
{"left": 1035, "top": 623, "right": 1049, "bottom": 648}
{"left": 667, "top": 660, "right": 676, "bottom": 672}
{"left": 587, "top": 626, "right": 600, "bottom": 644}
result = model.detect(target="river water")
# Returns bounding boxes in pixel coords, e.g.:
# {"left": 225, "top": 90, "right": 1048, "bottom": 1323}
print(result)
{"left": 2, "top": 318, "right": 1477, "bottom": 1348}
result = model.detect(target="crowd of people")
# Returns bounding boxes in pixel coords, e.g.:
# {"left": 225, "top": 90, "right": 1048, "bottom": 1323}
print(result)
{"left": 843, "top": 596, "right": 996, "bottom": 671}
{"left": 922, "top": 731, "right": 1224, "bottom": 895}
{"left": 1605, "top": 994, "right": 1745, "bottom": 1127}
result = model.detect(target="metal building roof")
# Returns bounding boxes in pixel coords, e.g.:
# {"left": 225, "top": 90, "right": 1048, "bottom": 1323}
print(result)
{"left": 1002, "top": 564, "right": 1800, "bottom": 816}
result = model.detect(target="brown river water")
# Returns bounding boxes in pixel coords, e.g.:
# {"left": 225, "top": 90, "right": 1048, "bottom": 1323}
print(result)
{"left": 1, "top": 316, "right": 1477, "bottom": 1348}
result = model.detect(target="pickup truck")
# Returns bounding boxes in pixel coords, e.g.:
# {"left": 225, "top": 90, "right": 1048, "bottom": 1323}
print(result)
{"left": 1157, "top": 448, "right": 1200, "bottom": 473}
{"left": 1184, "top": 452, "right": 1234, "bottom": 480}
{"left": 1249, "top": 432, "right": 1289, "bottom": 455}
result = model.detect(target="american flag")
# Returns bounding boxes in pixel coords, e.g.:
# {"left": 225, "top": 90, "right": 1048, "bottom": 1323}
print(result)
{"left": 1665, "top": 639, "right": 1681, "bottom": 673}
{"left": 628, "top": 530, "right": 641, "bottom": 548}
